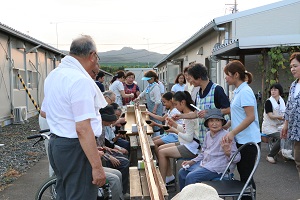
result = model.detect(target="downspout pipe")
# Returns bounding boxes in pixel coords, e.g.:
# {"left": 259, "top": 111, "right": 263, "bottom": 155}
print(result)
{"left": 213, "top": 24, "right": 230, "bottom": 95}
{"left": 8, "top": 37, "right": 13, "bottom": 115}
{"left": 24, "top": 49, "right": 28, "bottom": 111}
{"left": 213, "top": 26, "right": 226, "bottom": 31}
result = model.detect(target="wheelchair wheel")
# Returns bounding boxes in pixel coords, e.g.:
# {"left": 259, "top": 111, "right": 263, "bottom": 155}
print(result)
{"left": 35, "top": 176, "right": 57, "bottom": 200}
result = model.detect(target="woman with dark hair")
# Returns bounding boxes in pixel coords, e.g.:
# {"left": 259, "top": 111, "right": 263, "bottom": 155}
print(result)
{"left": 173, "top": 63, "right": 230, "bottom": 147}
{"left": 157, "top": 91, "right": 200, "bottom": 184}
{"left": 222, "top": 60, "right": 261, "bottom": 200}
{"left": 146, "top": 92, "right": 183, "bottom": 156}
{"left": 281, "top": 52, "right": 300, "bottom": 179}
{"left": 135, "top": 70, "right": 163, "bottom": 137}
{"left": 171, "top": 73, "right": 186, "bottom": 93}
{"left": 109, "top": 70, "right": 134, "bottom": 107}
{"left": 183, "top": 66, "right": 200, "bottom": 101}
{"left": 122, "top": 71, "right": 140, "bottom": 105}
{"left": 262, "top": 83, "right": 286, "bottom": 164}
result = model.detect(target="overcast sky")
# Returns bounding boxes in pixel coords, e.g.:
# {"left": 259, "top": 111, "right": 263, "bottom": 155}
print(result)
{"left": 1, "top": 0, "right": 280, "bottom": 54}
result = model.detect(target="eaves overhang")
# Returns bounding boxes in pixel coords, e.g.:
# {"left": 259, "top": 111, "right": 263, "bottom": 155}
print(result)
{"left": 0, "top": 22, "right": 66, "bottom": 56}
{"left": 212, "top": 39, "right": 239, "bottom": 58}
{"left": 212, "top": 34, "right": 300, "bottom": 59}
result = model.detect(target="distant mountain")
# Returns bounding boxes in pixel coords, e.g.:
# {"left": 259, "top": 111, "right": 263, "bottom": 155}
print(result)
{"left": 98, "top": 47, "right": 167, "bottom": 64}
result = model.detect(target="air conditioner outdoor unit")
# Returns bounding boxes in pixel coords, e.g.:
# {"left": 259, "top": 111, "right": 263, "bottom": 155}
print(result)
{"left": 13, "top": 106, "right": 28, "bottom": 124}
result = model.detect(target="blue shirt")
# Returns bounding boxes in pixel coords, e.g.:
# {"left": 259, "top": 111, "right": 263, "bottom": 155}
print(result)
{"left": 95, "top": 81, "right": 105, "bottom": 92}
{"left": 231, "top": 82, "right": 261, "bottom": 144}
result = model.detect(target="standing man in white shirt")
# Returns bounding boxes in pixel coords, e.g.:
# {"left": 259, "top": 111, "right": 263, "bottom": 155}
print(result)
{"left": 41, "top": 35, "right": 107, "bottom": 199}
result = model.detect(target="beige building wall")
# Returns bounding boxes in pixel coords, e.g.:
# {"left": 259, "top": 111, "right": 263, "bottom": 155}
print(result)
{"left": 0, "top": 30, "right": 64, "bottom": 126}
{"left": 0, "top": 34, "right": 10, "bottom": 123}
{"left": 157, "top": 30, "right": 230, "bottom": 92}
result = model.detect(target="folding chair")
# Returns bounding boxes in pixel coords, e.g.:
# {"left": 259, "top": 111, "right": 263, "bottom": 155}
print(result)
{"left": 202, "top": 142, "right": 261, "bottom": 200}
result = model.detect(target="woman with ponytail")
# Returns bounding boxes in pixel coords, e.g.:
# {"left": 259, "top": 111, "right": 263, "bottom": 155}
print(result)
{"left": 222, "top": 60, "right": 261, "bottom": 200}
{"left": 109, "top": 70, "right": 134, "bottom": 107}
{"left": 157, "top": 91, "right": 200, "bottom": 185}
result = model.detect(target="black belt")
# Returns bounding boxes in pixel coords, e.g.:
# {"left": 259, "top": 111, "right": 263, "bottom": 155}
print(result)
{"left": 50, "top": 133, "right": 64, "bottom": 138}
{"left": 50, "top": 133, "right": 78, "bottom": 139}
{"left": 50, "top": 133, "right": 98, "bottom": 140}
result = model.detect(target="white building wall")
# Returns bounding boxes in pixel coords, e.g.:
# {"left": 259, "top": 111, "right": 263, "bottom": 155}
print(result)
{"left": 233, "top": 2, "right": 300, "bottom": 39}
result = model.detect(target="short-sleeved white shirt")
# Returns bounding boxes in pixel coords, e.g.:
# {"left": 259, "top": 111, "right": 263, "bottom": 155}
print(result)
{"left": 167, "top": 108, "right": 183, "bottom": 136}
{"left": 231, "top": 82, "right": 261, "bottom": 144}
{"left": 171, "top": 83, "right": 185, "bottom": 93}
{"left": 158, "top": 81, "right": 165, "bottom": 94}
{"left": 42, "top": 66, "right": 102, "bottom": 138}
{"left": 109, "top": 80, "right": 124, "bottom": 106}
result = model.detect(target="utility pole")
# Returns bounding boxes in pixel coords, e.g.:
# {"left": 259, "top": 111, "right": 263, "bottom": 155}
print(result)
{"left": 233, "top": 0, "right": 237, "bottom": 13}
{"left": 50, "top": 22, "right": 60, "bottom": 49}
{"left": 225, "top": 0, "right": 238, "bottom": 13}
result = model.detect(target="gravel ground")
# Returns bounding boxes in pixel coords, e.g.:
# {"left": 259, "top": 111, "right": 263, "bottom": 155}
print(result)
{"left": 0, "top": 115, "right": 46, "bottom": 191}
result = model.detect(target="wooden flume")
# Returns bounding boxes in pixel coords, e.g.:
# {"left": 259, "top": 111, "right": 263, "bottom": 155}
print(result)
{"left": 134, "top": 104, "right": 165, "bottom": 200}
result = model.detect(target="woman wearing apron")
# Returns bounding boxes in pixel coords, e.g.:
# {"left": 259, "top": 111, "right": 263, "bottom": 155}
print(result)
{"left": 135, "top": 70, "right": 163, "bottom": 137}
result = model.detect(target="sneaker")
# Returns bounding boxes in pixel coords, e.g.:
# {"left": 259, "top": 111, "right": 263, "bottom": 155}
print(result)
{"left": 165, "top": 179, "right": 175, "bottom": 187}
{"left": 165, "top": 175, "right": 175, "bottom": 183}
{"left": 266, "top": 156, "right": 276, "bottom": 164}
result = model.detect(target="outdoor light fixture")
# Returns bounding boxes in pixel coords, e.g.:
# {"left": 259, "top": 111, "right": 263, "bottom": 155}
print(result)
{"left": 197, "top": 47, "right": 203, "bottom": 55}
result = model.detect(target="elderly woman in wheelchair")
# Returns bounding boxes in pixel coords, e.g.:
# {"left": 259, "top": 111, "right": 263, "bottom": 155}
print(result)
{"left": 178, "top": 109, "right": 241, "bottom": 190}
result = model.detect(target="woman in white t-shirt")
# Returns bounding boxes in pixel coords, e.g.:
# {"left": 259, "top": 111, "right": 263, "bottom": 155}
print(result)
{"left": 262, "top": 83, "right": 286, "bottom": 164}
{"left": 171, "top": 73, "right": 186, "bottom": 93}
{"left": 109, "top": 70, "right": 134, "bottom": 107}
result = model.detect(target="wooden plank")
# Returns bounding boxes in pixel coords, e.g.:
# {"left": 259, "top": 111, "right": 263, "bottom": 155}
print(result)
{"left": 135, "top": 108, "right": 164, "bottom": 200}
{"left": 130, "top": 167, "right": 143, "bottom": 199}
{"left": 140, "top": 169, "right": 150, "bottom": 198}
{"left": 124, "top": 111, "right": 137, "bottom": 135}
{"left": 130, "top": 135, "right": 154, "bottom": 149}
{"left": 125, "top": 105, "right": 153, "bottom": 136}
{"left": 128, "top": 105, "right": 166, "bottom": 200}
{"left": 135, "top": 168, "right": 168, "bottom": 200}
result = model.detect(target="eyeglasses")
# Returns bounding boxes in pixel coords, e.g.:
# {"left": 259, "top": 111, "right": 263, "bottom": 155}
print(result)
{"left": 106, "top": 96, "right": 115, "bottom": 103}
{"left": 92, "top": 70, "right": 98, "bottom": 76}
{"left": 91, "top": 51, "right": 101, "bottom": 62}
{"left": 94, "top": 52, "right": 101, "bottom": 62}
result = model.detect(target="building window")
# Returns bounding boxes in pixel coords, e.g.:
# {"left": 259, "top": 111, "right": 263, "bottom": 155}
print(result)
{"left": 31, "top": 71, "right": 38, "bottom": 89}
{"left": 13, "top": 69, "right": 37, "bottom": 89}
{"left": 13, "top": 69, "right": 20, "bottom": 89}
{"left": 27, "top": 71, "right": 32, "bottom": 88}
{"left": 206, "top": 58, "right": 217, "bottom": 83}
